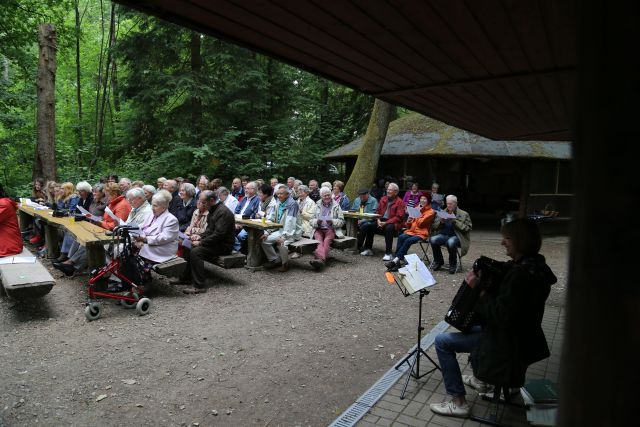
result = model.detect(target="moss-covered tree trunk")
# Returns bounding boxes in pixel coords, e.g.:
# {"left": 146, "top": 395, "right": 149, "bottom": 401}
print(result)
{"left": 34, "top": 23, "right": 57, "bottom": 182}
{"left": 344, "top": 99, "right": 394, "bottom": 200}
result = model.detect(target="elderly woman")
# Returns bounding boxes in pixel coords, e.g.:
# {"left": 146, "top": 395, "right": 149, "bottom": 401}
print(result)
{"left": 142, "top": 184, "right": 156, "bottom": 203}
{"left": 134, "top": 190, "right": 180, "bottom": 264}
{"left": 430, "top": 182, "right": 444, "bottom": 211}
{"left": 332, "top": 180, "right": 350, "bottom": 211}
{"left": 97, "top": 183, "right": 132, "bottom": 231}
{"left": 174, "top": 182, "right": 197, "bottom": 232}
{"left": 308, "top": 187, "right": 345, "bottom": 270}
{"left": 385, "top": 194, "right": 436, "bottom": 271}
{"left": 156, "top": 177, "right": 167, "bottom": 192}
{"left": 196, "top": 175, "right": 209, "bottom": 196}
{"left": 256, "top": 183, "right": 276, "bottom": 219}
{"left": 184, "top": 194, "right": 210, "bottom": 242}
{"left": 261, "top": 185, "right": 303, "bottom": 272}
{"left": 89, "top": 184, "right": 108, "bottom": 217}
{"left": 217, "top": 186, "right": 238, "bottom": 213}
{"left": 297, "top": 185, "right": 318, "bottom": 238}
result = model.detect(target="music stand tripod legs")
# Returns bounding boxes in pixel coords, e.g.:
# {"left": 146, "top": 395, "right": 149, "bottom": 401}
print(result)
{"left": 394, "top": 288, "right": 440, "bottom": 399}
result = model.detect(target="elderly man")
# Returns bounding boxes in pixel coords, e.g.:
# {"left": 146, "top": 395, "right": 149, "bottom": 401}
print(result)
{"left": 308, "top": 179, "right": 320, "bottom": 202}
{"left": 217, "top": 186, "right": 238, "bottom": 213}
{"left": 231, "top": 177, "right": 244, "bottom": 202}
{"left": 125, "top": 187, "right": 152, "bottom": 225}
{"left": 180, "top": 190, "right": 236, "bottom": 294}
{"left": 357, "top": 182, "right": 405, "bottom": 260}
{"left": 260, "top": 185, "right": 303, "bottom": 272}
{"left": 430, "top": 194, "right": 472, "bottom": 274}
{"left": 118, "top": 178, "right": 132, "bottom": 196}
{"left": 233, "top": 181, "right": 261, "bottom": 253}
{"left": 270, "top": 177, "right": 279, "bottom": 188}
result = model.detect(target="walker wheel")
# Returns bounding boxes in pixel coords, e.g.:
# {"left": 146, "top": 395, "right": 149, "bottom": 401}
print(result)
{"left": 84, "top": 303, "right": 101, "bottom": 321}
{"left": 135, "top": 298, "right": 151, "bottom": 316}
{"left": 122, "top": 293, "right": 137, "bottom": 309}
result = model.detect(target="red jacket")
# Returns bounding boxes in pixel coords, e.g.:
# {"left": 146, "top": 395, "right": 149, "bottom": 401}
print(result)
{"left": 98, "top": 195, "right": 132, "bottom": 230}
{"left": 376, "top": 196, "right": 406, "bottom": 231}
{"left": 0, "top": 198, "right": 23, "bottom": 257}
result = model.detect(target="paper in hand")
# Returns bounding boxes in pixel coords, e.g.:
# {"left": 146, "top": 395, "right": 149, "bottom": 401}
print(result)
{"left": 407, "top": 206, "right": 421, "bottom": 218}
{"left": 76, "top": 205, "right": 102, "bottom": 222}
{"left": 437, "top": 210, "right": 456, "bottom": 220}
{"left": 104, "top": 206, "right": 127, "bottom": 225}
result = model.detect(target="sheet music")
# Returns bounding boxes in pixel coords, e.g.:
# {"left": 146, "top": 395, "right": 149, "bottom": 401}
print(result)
{"left": 76, "top": 205, "right": 102, "bottom": 222}
{"left": 104, "top": 206, "right": 125, "bottom": 225}
{"left": 407, "top": 206, "right": 421, "bottom": 218}
{"left": 0, "top": 256, "right": 37, "bottom": 265}
{"left": 436, "top": 210, "right": 456, "bottom": 219}
{"left": 397, "top": 254, "right": 436, "bottom": 293}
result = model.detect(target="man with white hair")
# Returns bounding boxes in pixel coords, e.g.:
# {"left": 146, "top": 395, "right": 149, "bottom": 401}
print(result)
{"left": 118, "top": 178, "right": 132, "bottom": 196}
{"left": 430, "top": 194, "right": 472, "bottom": 274}
{"left": 357, "top": 182, "right": 405, "bottom": 260}
{"left": 260, "top": 185, "right": 303, "bottom": 272}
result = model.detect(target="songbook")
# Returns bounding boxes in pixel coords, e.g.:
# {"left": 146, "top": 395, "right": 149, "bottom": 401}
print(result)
{"left": 436, "top": 210, "right": 456, "bottom": 220}
{"left": 178, "top": 231, "right": 192, "bottom": 249}
{"left": 0, "top": 256, "right": 37, "bottom": 265}
{"left": 394, "top": 254, "right": 436, "bottom": 295}
{"left": 76, "top": 205, "right": 102, "bottom": 222}
{"left": 407, "top": 206, "right": 421, "bottom": 218}
{"left": 104, "top": 206, "right": 127, "bottom": 225}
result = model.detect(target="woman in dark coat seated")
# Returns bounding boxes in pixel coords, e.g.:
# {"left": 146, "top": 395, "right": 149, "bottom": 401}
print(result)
{"left": 428, "top": 218, "right": 557, "bottom": 418}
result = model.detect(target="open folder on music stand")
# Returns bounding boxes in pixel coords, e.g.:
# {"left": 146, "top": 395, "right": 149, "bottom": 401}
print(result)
{"left": 386, "top": 254, "right": 436, "bottom": 296}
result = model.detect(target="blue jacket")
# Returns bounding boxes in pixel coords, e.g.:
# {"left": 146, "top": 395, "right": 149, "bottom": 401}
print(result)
{"left": 57, "top": 195, "right": 80, "bottom": 213}
{"left": 234, "top": 195, "right": 260, "bottom": 218}
{"left": 351, "top": 195, "right": 378, "bottom": 214}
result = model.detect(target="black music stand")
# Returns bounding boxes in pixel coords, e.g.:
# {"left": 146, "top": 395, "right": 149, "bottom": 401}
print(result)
{"left": 387, "top": 270, "right": 441, "bottom": 400}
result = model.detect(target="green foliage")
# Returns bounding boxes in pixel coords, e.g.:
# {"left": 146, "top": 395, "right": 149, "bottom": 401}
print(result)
{"left": 1, "top": 1, "right": 373, "bottom": 193}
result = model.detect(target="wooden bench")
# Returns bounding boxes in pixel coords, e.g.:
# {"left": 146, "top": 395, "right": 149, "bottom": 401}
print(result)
{"left": 288, "top": 238, "right": 319, "bottom": 254}
{"left": 0, "top": 248, "right": 55, "bottom": 300}
{"left": 153, "top": 252, "right": 246, "bottom": 277}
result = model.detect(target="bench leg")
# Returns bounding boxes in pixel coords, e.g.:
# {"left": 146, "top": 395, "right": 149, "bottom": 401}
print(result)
{"left": 245, "top": 228, "right": 266, "bottom": 270}
{"left": 87, "top": 246, "right": 106, "bottom": 271}
{"left": 44, "top": 224, "right": 60, "bottom": 260}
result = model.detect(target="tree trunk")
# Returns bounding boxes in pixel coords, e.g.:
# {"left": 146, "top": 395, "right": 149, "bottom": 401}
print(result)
{"left": 34, "top": 23, "right": 57, "bottom": 182}
{"left": 189, "top": 32, "right": 202, "bottom": 133}
{"left": 74, "top": 0, "right": 84, "bottom": 166}
{"left": 344, "top": 99, "right": 394, "bottom": 200}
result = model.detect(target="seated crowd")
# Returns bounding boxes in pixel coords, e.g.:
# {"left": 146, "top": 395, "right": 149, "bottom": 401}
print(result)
{"left": 18, "top": 173, "right": 471, "bottom": 293}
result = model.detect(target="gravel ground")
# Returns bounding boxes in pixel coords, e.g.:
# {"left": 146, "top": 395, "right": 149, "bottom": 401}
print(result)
{"left": 0, "top": 227, "right": 568, "bottom": 426}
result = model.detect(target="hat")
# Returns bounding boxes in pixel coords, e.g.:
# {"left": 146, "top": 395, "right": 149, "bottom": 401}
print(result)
{"left": 357, "top": 188, "right": 370, "bottom": 195}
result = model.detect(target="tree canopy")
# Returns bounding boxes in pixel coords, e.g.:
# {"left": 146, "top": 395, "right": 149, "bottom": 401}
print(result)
{"left": 0, "top": 0, "right": 374, "bottom": 194}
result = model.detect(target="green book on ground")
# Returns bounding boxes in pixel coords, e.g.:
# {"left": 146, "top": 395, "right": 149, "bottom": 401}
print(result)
{"left": 523, "top": 378, "right": 558, "bottom": 404}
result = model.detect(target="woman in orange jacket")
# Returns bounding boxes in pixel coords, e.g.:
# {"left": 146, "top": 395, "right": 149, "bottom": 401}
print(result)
{"left": 97, "top": 183, "right": 132, "bottom": 230}
{"left": 385, "top": 194, "right": 435, "bottom": 271}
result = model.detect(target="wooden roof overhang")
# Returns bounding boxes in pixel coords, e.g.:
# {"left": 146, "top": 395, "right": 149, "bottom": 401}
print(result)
{"left": 114, "top": 0, "right": 576, "bottom": 142}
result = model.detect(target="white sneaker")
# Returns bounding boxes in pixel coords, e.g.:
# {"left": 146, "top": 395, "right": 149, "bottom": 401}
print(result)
{"left": 382, "top": 254, "right": 393, "bottom": 261}
{"left": 429, "top": 400, "right": 470, "bottom": 418}
{"left": 462, "top": 374, "right": 492, "bottom": 394}
{"left": 360, "top": 249, "right": 374, "bottom": 256}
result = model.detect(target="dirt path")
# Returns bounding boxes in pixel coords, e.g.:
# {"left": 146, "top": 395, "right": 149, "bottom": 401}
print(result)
{"left": 0, "top": 229, "right": 568, "bottom": 426}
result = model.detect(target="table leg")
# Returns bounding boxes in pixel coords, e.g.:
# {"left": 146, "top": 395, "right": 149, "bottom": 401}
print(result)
{"left": 245, "top": 228, "right": 265, "bottom": 270}
{"left": 44, "top": 224, "right": 60, "bottom": 260}
{"left": 87, "top": 245, "right": 106, "bottom": 271}
{"left": 345, "top": 217, "right": 358, "bottom": 238}
{"left": 18, "top": 210, "right": 32, "bottom": 232}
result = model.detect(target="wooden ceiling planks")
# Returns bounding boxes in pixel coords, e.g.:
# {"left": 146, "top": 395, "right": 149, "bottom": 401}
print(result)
{"left": 114, "top": 0, "right": 575, "bottom": 141}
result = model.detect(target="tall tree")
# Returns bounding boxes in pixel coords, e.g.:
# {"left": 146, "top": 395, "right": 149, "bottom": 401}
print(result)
{"left": 73, "top": 0, "right": 84, "bottom": 165}
{"left": 344, "top": 99, "right": 394, "bottom": 199}
{"left": 34, "top": 23, "right": 57, "bottom": 182}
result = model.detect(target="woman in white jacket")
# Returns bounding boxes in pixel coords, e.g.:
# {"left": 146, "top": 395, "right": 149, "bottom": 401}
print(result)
{"left": 135, "top": 190, "right": 180, "bottom": 263}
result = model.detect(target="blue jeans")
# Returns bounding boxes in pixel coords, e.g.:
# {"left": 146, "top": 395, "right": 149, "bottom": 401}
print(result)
{"left": 61, "top": 232, "right": 75, "bottom": 253}
{"left": 430, "top": 234, "right": 460, "bottom": 266}
{"left": 434, "top": 326, "right": 483, "bottom": 397}
{"left": 394, "top": 233, "right": 422, "bottom": 260}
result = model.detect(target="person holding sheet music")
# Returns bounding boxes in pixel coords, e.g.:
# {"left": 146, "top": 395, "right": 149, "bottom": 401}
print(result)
{"left": 429, "top": 218, "right": 556, "bottom": 418}
{"left": 96, "top": 183, "right": 132, "bottom": 231}
{"left": 134, "top": 190, "right": 179, "bottom": 264}
{"left": 429, "top": 194, "right": 472, "bottom": 274}
{"left": 385, "top": 195, "right": 435, "bottom": 272}
{"left": 0, "top": 184, "right": 23, "bottom": 257}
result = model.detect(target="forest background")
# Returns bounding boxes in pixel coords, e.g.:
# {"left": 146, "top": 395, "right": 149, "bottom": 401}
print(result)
{"left": 0, "top": 0, "right": 403, "bottom": 195}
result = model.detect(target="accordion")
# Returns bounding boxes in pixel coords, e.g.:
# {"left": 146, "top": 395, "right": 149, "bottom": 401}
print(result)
{"left": 444, "top": 256, "right": 509, "bottom": 332}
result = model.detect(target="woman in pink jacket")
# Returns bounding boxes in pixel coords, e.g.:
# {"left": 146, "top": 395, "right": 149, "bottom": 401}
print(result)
{"left": 135, "top": 190, "right": 179, "bottom": 263}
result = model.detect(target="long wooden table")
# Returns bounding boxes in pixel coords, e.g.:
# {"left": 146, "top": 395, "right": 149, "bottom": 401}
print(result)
{"left": 342, "top": 211, "right": 381, "bottom": 238}
{"left": 18, "top": 203, "right": 113, "bottom": 270}
{"left": 235, "top": 217, "right": 282, "bottom": 270}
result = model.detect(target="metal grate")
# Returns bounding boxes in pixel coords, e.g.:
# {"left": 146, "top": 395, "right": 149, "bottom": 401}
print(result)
{"left": 329, "top": 321, "right": 450, "bottom": 427}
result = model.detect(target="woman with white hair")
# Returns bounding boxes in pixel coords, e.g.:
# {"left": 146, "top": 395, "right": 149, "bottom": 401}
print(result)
{"left": 195, "top": 175, "right": 209, "bottom": 196}
{"left": 134, "top": 190, "right": 180, "bottom": 263}
{"left": 175, "top": 182, "right": 197, "bottom": 232}
{"left": 309, "top": 186, "right": 345, "bottom": 270}
{"left": 142, "top": 184, "right": 156, "bottom": 203}
{"left": 296, "top": 184, "right": 318, "bottom": 238}
{"left": 217, "top": 186, "right": 238, "bottom": 213}
{"left": 76, "top": 181, "right": 93, "bottom": 211}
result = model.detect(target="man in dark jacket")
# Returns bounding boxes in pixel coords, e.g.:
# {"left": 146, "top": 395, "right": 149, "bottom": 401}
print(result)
{"left": 429, "top": 219, "right": 556, "bottom": 418}
{"left": 181, "top": 190, "right": 235, "bottom": 294}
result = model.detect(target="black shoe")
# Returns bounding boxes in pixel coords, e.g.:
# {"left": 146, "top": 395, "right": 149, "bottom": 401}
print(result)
{"left": 106, "top": 280, "right": 126, "bottom": 292}
{"left": 385, "top": 261, "right": 398, "bottom": 271}
{"left": 54, "top": 262, "right": 75, "bottom": 276}
{"left": 449, "top": 265, "right": 457, "bottom": 274}
{"left": 309, "top": 259, "right": 324, "bottom": 271}
{"left": 432, "top": 263, "right": 443, "bottom": 271}
{"left": 262, "top": 260, "right": 281, "bottom": 270}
